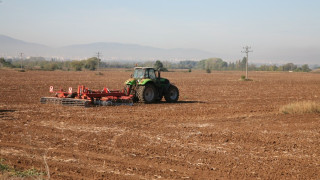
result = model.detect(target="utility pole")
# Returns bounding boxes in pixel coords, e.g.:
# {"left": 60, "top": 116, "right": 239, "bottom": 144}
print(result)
{"left": 241, "top": 46, "right": 252, "bottom": 79}
{"left": 19, "top": 52, "right": 24, "bottom": 71}
{"left": 96, "top": 52, "right": 102, "bottom": 71}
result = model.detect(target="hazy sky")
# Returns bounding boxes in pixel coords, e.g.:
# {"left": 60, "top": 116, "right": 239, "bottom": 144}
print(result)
{"left": 0, "top": 0, "right": 319, "bottom": 63}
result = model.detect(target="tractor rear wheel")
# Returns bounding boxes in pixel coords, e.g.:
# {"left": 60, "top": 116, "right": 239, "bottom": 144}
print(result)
{"left": 137, "top": 84, "right": 157, "bottom": 103}
{"left": 165, "top": 85, "right": 179, "bottom": 103}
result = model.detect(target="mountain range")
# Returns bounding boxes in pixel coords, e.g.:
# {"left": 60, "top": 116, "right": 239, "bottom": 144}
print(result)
{"left": 0, "top": 35, "right": 215, "bottom": 61}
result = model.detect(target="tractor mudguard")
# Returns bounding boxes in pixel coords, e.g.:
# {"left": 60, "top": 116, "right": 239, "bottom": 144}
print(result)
{"left": 125, "top": 78, "right": 136, "bottom": 85}
{"left": 138, "top": 79, "right": 153, "bottom": 85}
{"left": 140, "top": 78, "right": 169, "bottom": 86}
{"left": 160, "top": 78, "right": 170, "bottom": 84}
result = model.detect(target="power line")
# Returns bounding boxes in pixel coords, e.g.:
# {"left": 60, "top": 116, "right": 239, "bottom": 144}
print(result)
{"left": 241, "top": 46, "right": 252, "bottom": 79}
{"left": 96, "top": 52, "right": 102, "bottom": 71}
{"left": 19, "top": 52, "right": 24, "bottom": 70}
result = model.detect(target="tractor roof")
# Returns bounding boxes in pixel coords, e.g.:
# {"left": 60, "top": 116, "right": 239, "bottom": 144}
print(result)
{"left": 134, "top": 67, "right": 154, "bottom": 69}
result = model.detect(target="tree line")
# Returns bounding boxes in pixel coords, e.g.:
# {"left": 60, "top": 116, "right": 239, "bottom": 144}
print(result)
{"left": 0, "top": 56, "right": 314, "bottom": 72}
{"left": 197, "top": 57, "right": 312, "bottom": 72}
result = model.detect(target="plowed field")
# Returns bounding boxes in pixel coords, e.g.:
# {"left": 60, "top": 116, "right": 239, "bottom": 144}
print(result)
{"left": 0, "top": 69, "right": 319, "bottom": 179}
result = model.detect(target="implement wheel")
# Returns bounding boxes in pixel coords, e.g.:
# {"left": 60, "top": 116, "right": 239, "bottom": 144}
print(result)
{"left": 165, "top": 85, "right": 179, "bottom": 103}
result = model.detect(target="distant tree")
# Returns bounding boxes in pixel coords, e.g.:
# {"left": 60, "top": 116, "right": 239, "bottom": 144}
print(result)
{"left": 197, "top": 59, "right": 206, "bottom": 69}
{"left": 204, "top": 59, "right": 211, "bottom": 72}
{"left": 259, "top": 64, "right": 268, "bottom": 71}
{"left": 85, "top": 57, "right": 99, "bottom": 71}
{"left": 235, "top": 60, "right": 240, "bottom": 70}
{"left": 43, "top": 62, "right": 59, "bottom": 71}
{"left": 240, "top": 57, "right": 247, "bottom": 71}
{"left": 0, "top": 57, "right": 13, "bottom": 68}
{"left": 218, "top": 60, "right": 228, "bottom": 70}
{"left": 154, "top": 60, "right": 168, "bottom": 71}
{"left": 301, "top": 64, "right": 311, "bottom": 72}
{"left": 178, "top": 60, "right": 197, "bottom": 69}
{"left": 71, "top": 60, "right": 84, "bottom": 71}
{"left": 248, "top": 64, "right": 257, "bottom": 71}
{"left": 281, "top": 63, "right": 297, "bottom": 71}
{"left": 269, "top": 65, "right": 278, "bottom": 71}
{"left": 154, "top": 60, "right": 163, "bottom": 70}
{"left": 228, "top": 62, "right": 235, "bottom": 70}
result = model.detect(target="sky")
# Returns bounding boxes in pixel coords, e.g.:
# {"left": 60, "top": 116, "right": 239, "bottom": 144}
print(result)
{"left": 0, "top": 0, "right": 319, "bottom": 64}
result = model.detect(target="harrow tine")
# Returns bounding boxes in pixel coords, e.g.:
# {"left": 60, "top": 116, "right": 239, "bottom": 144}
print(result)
{"left": 111, "top": 99, "right": 133, "bottom": 106}
{"left": 40, "top": 97, "right": 91, "bottom": 107}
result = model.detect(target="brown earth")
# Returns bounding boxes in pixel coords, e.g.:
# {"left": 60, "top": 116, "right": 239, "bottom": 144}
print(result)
{"left": 0, "top": 69, "right": 319, "bottom": 179}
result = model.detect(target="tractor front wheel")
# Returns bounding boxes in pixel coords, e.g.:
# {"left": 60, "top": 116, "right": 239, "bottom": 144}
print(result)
{"left": 137, "top": 84, "right": 157, "bottom": 103}
{"left": 165, "top": 85, "right": 179, "bottom": 103}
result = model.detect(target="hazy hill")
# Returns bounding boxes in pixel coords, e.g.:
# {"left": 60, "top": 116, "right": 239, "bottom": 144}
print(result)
{"left": 0, "top": 35, "right": 214, "bottom": 61}
{"left": 0, "top": 35, "right": 52, "bottom": 57}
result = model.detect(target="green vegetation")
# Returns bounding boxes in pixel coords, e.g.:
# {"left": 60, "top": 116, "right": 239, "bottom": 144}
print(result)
{"left": 70, "top": 60, "right": 84, "bottom": 71}
{"left": 0, "top": 159, "right": 10, "bottom": 172}
{"left": 154, "top": 60, "right": 168, "bottom": 71}
{"left": 0, "top": 56, "right": 313, "bottom": 73}
{"left": 197, "top": 58, "right": 311, "bottom": 72}
{"left": 239, "top": 75, "right": 253, "bottom": 81}
{"left": 84, "top": 57, "right": 100, "bottom": 70}
{"left": 0, "top": 57, "right": 13, "bottom": 68}
{"left": 200, "top": 58, "right": 228, "bottom": 71}
{"left": 280, "top": 101, "right": 320, "bottom": 114}
{"left": 0, "top": 158, "right": 44, "bottom": 178}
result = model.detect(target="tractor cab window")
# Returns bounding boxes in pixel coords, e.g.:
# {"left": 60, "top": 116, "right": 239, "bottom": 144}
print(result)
{"left": 133, "top": 69, "right": 144, "bottom": 79}
{"left": 146, "top": 69, "right": 156, "bottom": 79}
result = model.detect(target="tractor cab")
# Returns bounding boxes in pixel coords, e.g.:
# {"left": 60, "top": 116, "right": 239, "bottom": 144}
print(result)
{"left": 133, "top": 67, "right": 159, "bottom": 80}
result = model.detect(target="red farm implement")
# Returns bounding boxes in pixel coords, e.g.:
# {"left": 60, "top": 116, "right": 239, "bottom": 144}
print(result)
{"left": 40, "top": 85, "right": 133, "bottom": 107}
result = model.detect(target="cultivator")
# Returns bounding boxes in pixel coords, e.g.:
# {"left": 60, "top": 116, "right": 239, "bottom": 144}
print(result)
{"left": 40, "top": 85, "right": 133, "bottom": 107}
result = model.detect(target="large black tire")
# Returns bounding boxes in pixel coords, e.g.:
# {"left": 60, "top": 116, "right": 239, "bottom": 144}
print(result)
{"left": 164, "top": 85, "right": 179, "bottom": 103}
{"left": 137, "top": 84, "right": 157, "bottom": 103}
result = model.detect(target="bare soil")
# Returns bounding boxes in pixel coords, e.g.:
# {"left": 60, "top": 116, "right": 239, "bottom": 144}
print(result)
{"left": 0, "top": 69, "right": 319, "bottom": 179}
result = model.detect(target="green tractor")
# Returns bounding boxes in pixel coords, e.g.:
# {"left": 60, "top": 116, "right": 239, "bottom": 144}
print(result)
{"left": 124, "top": 67, "right": 179, "bottom": 103}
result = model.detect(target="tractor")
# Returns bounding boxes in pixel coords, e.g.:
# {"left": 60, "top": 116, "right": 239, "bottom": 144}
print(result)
{"left": 124, "top": 67, "right": 179, "bottom": 103}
